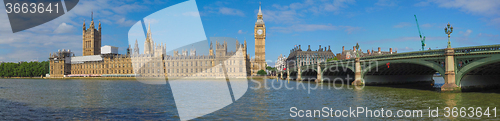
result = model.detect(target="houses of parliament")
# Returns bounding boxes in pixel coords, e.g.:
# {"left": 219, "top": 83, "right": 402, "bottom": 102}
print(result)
{"left": 49, "top": 5, "right": 267, "bottom": 78}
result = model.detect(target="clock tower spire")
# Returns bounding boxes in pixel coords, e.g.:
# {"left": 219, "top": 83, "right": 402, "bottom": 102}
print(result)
{"left": 252, "top": 2, "right": 266, "bottom": 75}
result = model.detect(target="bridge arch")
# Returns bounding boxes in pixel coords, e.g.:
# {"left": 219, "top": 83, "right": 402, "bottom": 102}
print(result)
{"left": 362, "top": 60, "right": 445, "bottom": 85}
{"left": 456, "top": 55, "right": 500, "bottom": 89}
{"left": 289, "top": 71, "right": 298, "bottom": 80}
{"left": 321, "top": 65, "right": 355, "bottom": 83}
{"left": 282, "top": 72, "right": 288, "bottom": 79}
{"left": 300, "top": 69, "right": 318, "bottom": 81}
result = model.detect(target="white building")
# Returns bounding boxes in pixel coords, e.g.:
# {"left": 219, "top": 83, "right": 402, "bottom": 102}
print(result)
{"left": 101, "top": 45, "right": 119, "bottom": 55}
{"left": 275, "top": 54, "right": 287, "bottom": 72}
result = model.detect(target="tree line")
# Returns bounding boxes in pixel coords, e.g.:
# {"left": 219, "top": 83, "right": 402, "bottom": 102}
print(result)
{"left": 0, "top": 61, "right": 49, "bottom": 77}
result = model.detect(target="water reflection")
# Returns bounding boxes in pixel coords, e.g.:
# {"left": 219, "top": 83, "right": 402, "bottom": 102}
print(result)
{"left": 249, "top": 78, "right": 269, "bottom": 119}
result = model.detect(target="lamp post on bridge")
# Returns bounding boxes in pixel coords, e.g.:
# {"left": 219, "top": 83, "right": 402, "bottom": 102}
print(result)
{"left": 352, "top": 43, "right": 363, "bottom": 86}
{"left": 445, "top": 22, "right": 453, "bottom": 48}
{"left": 355, "top": 43, "right": 360, "bottom": 58}
{"left": 441, "top": 22, "right": 459, "bottom": 92}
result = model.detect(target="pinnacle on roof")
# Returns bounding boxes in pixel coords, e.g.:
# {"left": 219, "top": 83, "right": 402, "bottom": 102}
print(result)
{"left": 258, "top": 2, "right": 263, "bottom": 16}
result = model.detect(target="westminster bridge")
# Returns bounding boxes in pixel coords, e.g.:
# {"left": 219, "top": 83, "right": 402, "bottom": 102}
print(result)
{"left": 277, "top": 44, "right": 500, "bottom": 92}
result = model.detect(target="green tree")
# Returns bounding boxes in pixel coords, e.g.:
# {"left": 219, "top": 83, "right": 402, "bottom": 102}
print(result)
{"left": 0, "top": 61, "right": 50, "bottom": 77}
{"left": 266, "top": 66, "right": 273, "bottom": 70}
{"left": 327, "top": 57, "right": 338, "bottom": 62}
{"left": 266, "top": 66, "right": 278, "bottom": 73}
{"left": 257, "top": 69, "right": 267, "bottom": 76}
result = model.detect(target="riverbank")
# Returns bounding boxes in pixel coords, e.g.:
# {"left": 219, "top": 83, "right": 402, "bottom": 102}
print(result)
{"left": 47, "top": 77, "right": 139, "bottom": 80}
{"left": 249, "top": 76, "right": 277, "bottom": 79}
{"left": 4, "top": 76, "right": 276, "bottom": 80}
{"left": 44, "top": 77, "right": 261, "bottom": 80}
{"left": 0, "top": 77, "right": 44, "bottom": 79}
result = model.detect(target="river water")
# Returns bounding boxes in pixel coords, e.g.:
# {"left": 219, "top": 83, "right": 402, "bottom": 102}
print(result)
{"left": 0, "top": 78, "right": 498, "bottom": 120}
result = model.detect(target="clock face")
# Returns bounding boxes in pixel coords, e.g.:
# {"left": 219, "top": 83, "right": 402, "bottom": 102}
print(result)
{"left": 257, "top": 29, "right": 263, "bottom": 35}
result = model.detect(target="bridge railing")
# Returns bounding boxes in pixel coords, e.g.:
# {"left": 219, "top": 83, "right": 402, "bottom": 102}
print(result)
{"left": 360, "top": 49, "right": 445, "bottom": 60}
{"left": 298, "top": 44, "right": 500, "bottom": 69}
{"left": 358, "top": 44, "right": 500, "bottom": 60}
{"left": 453, "top": 44, "right": 500, "bottom": 54}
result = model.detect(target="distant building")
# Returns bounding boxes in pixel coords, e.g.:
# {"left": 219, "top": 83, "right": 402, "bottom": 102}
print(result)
{"left": 339, "top": 44, "right": 397, "bottom": 60}
{"left": 286, "top": 45, "right": 336, "bottom": 69}
{"left": 49, "top": 12, "right": 248, "bottom": 78}
{"left": 49, "top": 14, "right": 138, "bottom": 78}
{"left": 164, "top": 40, "right": 249, "bottom": 78}
{"left": 275, "top": 54, "right": 287, "bottom": 71}
{"left": 130, "top": 23, "right": 167, "bottom": 78}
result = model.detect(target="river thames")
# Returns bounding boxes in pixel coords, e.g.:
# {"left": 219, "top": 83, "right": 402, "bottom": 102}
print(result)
{"left": 0, "top": 78, "right": 498, "bottom": 120}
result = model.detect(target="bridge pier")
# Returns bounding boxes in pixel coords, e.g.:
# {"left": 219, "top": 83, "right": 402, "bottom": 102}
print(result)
{"left": 296, "top": 66, "right": 302, "bottom": 81}
{"left": 280, "top": 72, "right": 283, "bottom": 79}
{"left": 441, "top": 48, "right": 460, "bottom": 92}
{"left": 352, "top": 58, "right": 363, "bottom": 86}
{"left": 287, "top": 67, "right": 290, "bottom": 81}
{"left": 315, "top": 62, "right": 323, "bottom": 83}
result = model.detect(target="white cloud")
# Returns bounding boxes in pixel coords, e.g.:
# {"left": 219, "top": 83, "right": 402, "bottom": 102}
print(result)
{"left": 341, "top": 26, "right": 361, "bottom": 34}
{"left": 0, "top": 31, "right": 82, "bottom": 61}
{"left": 237, "top": 30, "right": 246, "bottom": 34}
{"left": 53, "top": 23, "right": 75, "bottom": 34}
{"left": 366, "top": 0, "right": 398, "bottom": 12}
{"left": 431, "top": 0, "right": 500, "bottom": 15}
{"left": 270, "top": 24, "right": 361, "bottom": 34}
{"left": 271, "top": 24, "right": 336, "bottom": 33}
{"left": 218, "top": 7, "right": 245, "bottom": 16}
{"left": 477, "top": 33, "right": 499, "bottom": 37}
{"left": 263, "top": 9, "right": 301, "bottom": 24}
{"left": 459, "top": 29, "right": 473, "bottom": 37}
{"left": 396, "top": 47, "right": 414, "bottom": 51}
{"left": 116, "top": 18, "right": 136, "bottom": 27}
{"left": 0, "top": 0, "right": 151, "bottom": 62}
{"left": 414, "top": 0, "right": 500, "bottom": 27}
{"left": 64, "top": 0, "right": 149, "bottom": 27}
{"left": 182, "top": 11, "right": 200, "bottom": 17}
{"left": 110, "top": 3, "right": 148, "bottom": 14}
{"left": 375, "top": 0, "right": 398, "bottom": 7}
{"left": 421, "top": 23, "right": 433, "bottom": 28}
{"left": 322, "top": 0, "right": 355, "bottom": 13}
{"left": 204, "top": 5, "right": 245, "bottom": 17}
{"left": 363, "top": 36, "right": 448, "bottom": 45}
{"left": 464, "top": 29, "right": 472, "bottom": 36}
{"left": 144, "top": 18, "right": 159, "bottom": 25}
{"left": 393, "top": 22, "right": 411, "bottom": 28}
{"left": 414, "top": 1, "right": 430, "bottom": 7}
{"left": 489, "top": 17, "right": 500, "bottom": 25}
{"left": 264, "top": 0, "right": 355, "bottom": 24}
{"left": 272, "top": 4, "right": 289, "bottom": 10}
{"left": 0, "top": 7, "right": 11, "bottom": 33}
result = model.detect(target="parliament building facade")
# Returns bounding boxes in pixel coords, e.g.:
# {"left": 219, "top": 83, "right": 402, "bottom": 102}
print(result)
{"left": 49, "top": 14, "right": 249, "bottom": 78}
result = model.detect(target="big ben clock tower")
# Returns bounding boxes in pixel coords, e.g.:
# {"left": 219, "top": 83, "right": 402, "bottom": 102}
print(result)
{"left": 252, "top": 3, "right": 266, "bottom": 75}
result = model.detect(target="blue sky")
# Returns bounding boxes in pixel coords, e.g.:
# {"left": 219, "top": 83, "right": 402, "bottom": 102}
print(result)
{"left": 0, "top": 0, "right": 499, "bottom": 67}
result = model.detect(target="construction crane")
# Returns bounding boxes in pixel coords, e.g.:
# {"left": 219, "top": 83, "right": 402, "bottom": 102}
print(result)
{"left": 414, "top": 15, "right": 426, "bottom": 51}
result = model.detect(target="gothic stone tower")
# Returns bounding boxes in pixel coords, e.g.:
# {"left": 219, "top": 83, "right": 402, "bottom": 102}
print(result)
{"left": 216, "top": 41, "right": 227, "bottom": 57}
{"left": 253, "top": 3, "right": 266, "bottom": 74}
{"left": 144, "top": 23, "right": 154, "bottom": 55}
{"left": 82, "top": 12, "right": 101, "bottom": 56}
